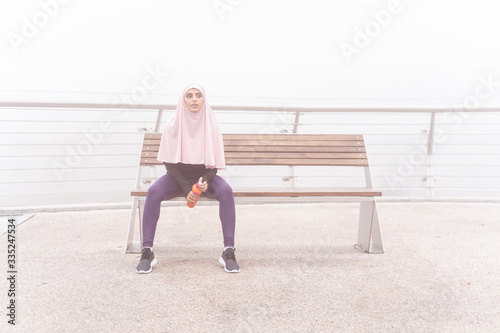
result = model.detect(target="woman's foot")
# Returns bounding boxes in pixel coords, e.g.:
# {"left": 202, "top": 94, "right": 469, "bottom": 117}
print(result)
{"left": 219, "top": 247, "right": 240, "bottom": 273}
{"left": 136, "top": 248, "right": 157, "bottom": 274}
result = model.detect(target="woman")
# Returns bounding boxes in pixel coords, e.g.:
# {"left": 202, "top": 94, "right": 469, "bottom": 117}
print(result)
{"left": 136, "top": 83, "right": 240, "bottom": 274}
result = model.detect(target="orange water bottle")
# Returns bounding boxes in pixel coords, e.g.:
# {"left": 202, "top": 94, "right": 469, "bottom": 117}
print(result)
{"left": 187, "top": 182, "right": 202, "bottom": 208}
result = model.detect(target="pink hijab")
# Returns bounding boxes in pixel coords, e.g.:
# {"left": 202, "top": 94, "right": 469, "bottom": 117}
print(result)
{"left": 157, "top": 84, "right": 226, "bottom": 169}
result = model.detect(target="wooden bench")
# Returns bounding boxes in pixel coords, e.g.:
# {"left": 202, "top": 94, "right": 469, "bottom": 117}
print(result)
{"left": 126, "top": 133, "right": 384, "bottom": 254}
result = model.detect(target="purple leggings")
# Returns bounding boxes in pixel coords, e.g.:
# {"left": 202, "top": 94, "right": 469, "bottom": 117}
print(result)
{"left": 142, "top": 174, "right": 235, "bottom": 248}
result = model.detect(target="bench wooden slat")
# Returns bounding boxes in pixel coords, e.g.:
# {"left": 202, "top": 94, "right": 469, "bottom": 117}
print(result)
{"left": 141, "top": 157, "right": 368, "bottom": 166}
{"left": 143, "top": 148, "right": 367, "bottom": 158}
{"left": 143, "top": 139, "right": 161, "bottom": 145}
{"left": 142, "top": 146, "right": 160, "bottom": 152}
{"left": 131, "top": 187, "right": 382, "bottom": 197}
{"left": 223, "top": 139, "right": 364, "bottom": 147}
{"left": 143, "top": 151, "right": 367, "bottom": 159}
{"left": 232, "top": 188, "right": 382, "bottom": 197}
{"left": 225, "top": 152, "right": 367, "bottom": 159}
{"left": 144, "top": 138, "right": 364, "bottom": 148}
{"left": 141, "top": 152, "right": 158, "bottom": 158}
{"left": 225, "top": 158, "right": 368, "bottom": 166}
{"left": 223, "top": 134, "right": 363, "bottom": 141}
{"left": 224, "top": 145, "right": 366, "bottom": 153}
{"left": 144, "top": 133, "right": 162, "bottom": 139}
{"left": 142, "top": 133, "right": 365, "bottom": 141}
{"left": 140, "top": 158, "right": 163, "bottom": 165}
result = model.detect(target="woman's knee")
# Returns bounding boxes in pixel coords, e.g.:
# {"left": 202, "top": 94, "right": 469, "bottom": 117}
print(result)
{"left": 146, "top": 183, "right": 165, "bottom": 201}
{"left": 147, "top": 174, "right": 177, "bottom": 201}
{"left": 217, "top": 182, "right": 234, "bottom": 200}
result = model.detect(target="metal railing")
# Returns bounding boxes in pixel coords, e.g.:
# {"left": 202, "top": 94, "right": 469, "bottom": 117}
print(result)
{"left": 1, "top": 101, "right": 499, "bottom": 212}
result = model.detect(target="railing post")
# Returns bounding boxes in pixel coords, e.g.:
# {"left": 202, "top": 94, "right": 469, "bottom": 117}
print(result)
{"left": 427, "top": 112, "right": 436, "bottom": 198}
{"left": 288, "top": 110, "right": 301, "bottom": 189}
{"left": 154, "top": 109, "right": 163, "bottom": 132}
{"left": 292, "top": 110, "right": 301, "bottom": 134}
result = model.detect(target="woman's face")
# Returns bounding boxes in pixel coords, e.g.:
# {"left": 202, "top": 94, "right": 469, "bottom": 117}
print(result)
{"left": 184, "top": 88, "right": 204, "bottom": 112}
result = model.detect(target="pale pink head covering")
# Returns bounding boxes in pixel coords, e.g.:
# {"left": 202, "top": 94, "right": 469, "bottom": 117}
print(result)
{"left": 157, "top": 83, "right": 226, "bottom": 169}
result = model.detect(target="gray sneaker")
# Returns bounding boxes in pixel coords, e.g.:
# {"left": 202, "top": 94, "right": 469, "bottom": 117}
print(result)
{"left": 219, "top": 247, "right": 240, "bottom": 273}
{"left": 136, "top": 248, "right": 157, "bottom": 274}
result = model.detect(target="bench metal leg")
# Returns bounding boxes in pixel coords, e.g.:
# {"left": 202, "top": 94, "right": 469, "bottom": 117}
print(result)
{"left": 125, "top": 197, "right": 142, "bottom": 253}
{"left": 355, "top": 200, "right": 384, "bottom": 254}
{"left": 138, "top": 199, "right": 144, "bottom": 252}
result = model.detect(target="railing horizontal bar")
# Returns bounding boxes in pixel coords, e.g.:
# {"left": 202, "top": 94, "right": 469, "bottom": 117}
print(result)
{"left": 1, "top": 101, "right": 499, "bottom": 113}
{"left": 0, "top": 102, "right": 176, "bottom": 110}
{"left": 0, "top": 178, "right": 135, "bottom": 184}
{"left": 4, "top": 132, "right": 499, "bottom": 137}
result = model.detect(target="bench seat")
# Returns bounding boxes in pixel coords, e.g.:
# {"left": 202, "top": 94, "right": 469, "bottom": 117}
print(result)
{"left": 131, "top": 187, "right": 382, "bottom": 197}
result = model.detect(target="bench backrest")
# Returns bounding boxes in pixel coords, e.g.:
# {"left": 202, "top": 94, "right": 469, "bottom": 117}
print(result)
{"left": 140, "top": 133, "right": 369, "bottom": 167}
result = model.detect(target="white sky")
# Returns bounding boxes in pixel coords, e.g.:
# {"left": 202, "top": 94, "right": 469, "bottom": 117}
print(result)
{"left": 1, "top": 0, "right": 500, "bottom": 106}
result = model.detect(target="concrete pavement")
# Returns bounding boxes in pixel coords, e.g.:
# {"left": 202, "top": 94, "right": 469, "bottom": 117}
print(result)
{"left": 2, "top": 202, "right": 500, "bottom": 332}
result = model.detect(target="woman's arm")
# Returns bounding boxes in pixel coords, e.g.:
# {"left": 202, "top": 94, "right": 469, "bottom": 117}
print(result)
{"left": 201, "top": 168, "right": 217, "bottom": 184}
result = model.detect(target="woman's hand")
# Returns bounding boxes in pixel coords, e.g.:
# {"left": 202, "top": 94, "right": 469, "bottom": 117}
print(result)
{"left": 197, "top": 177, "right": 208, "bottom": 192}
{"left": 186, "top": 177, "right": 208, "bottom": 203}
{"left": 186, "top": 191, "right": 198, "bottom": 203}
